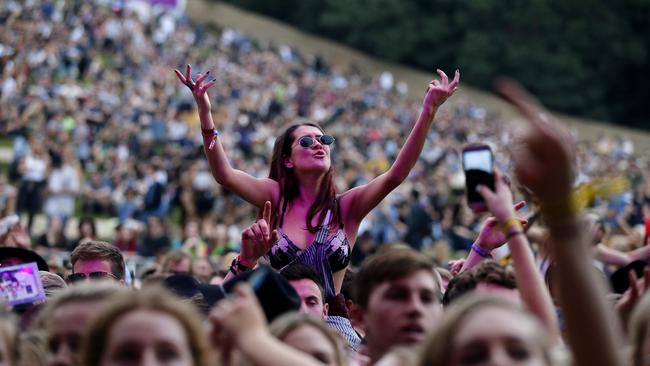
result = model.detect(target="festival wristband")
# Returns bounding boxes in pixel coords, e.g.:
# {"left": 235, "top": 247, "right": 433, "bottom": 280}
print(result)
{"left": 496, "top": 218, "right": 523, "bottom": 235}
{"left": 471, "top": 243, "right": 492, "bottom": 259}
{"left": 201, "top": 128, "right": 220, "bottom": 150}
{"left": 229, "top": 255, "right": 254, "bottom": 276}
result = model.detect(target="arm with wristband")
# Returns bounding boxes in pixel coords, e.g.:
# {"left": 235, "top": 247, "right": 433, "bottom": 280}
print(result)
{"left": 498, "top": 78, "right": 625, "bottom": 366}
{"left": 174, "top": 64, "right": 278, "bottom": 209}
{"left": 457, "top": 201, "right": 528, "bottom": 274}
{"left": 477, "top": 170, "right": 560, "bottom": 341}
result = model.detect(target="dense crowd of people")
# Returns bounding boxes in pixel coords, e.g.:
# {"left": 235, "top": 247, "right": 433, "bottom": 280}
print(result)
{"left": 2, "top": 1, "right": 650, "bottom": 366}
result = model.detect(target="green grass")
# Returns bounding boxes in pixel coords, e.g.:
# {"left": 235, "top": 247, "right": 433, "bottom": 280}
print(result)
{"left": 0, "top": 138, "right": 11, "bottom": 149}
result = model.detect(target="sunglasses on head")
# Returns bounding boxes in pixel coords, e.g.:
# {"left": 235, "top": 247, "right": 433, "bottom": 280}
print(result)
{"left": 296, "top": 135, "right": 335, "bottom": 148}
{"left": 67, "top": 271, "right": 117, "bottom": 283}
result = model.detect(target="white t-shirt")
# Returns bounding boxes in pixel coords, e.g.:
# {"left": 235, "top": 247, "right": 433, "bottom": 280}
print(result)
{"left": 44, "top": 165, "right": 80, "bottom": 218}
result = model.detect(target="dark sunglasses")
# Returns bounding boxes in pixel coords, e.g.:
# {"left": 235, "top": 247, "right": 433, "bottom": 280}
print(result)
{"left": 67, "top": 271, "right": 117, "bottom": 283}
{"left": 296, "top": 135, "right": 335, "bottom": 148}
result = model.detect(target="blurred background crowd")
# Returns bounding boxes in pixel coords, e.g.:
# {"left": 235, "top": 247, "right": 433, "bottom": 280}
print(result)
{"left": 1, "top": 0, "right": 648, "bottom": 280}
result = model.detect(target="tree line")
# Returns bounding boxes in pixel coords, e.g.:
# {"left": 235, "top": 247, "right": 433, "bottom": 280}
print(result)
{"left": 218, "top": 0, "right": 650, "bottom": 129}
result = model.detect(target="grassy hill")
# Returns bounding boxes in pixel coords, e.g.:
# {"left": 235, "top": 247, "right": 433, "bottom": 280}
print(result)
{"left": 187, "top": 0, "right": 650, "bottom": 152}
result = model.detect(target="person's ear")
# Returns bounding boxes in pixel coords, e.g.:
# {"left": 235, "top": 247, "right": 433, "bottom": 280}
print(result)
{"left": 323, "top": 303, "right": 329, "bottom": 319}
{"left": 284, "top": 157, "right": 294, "bottom": 169}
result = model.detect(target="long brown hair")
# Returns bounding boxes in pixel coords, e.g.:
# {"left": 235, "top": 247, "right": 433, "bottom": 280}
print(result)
{"left": 269, "top": 123, "right": 338, "bottom": 233}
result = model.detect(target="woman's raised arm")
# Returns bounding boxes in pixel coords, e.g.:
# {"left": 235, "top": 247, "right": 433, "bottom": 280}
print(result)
{"left": 341, "top": 69, "right": 459, "bottom": 226}
{"left": 174, "top": 64, "right": 277, "bottom": 208}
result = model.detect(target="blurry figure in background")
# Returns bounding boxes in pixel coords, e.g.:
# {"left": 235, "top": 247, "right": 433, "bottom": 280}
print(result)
{"left": 43, "top": 148, "right": 80, "bottom": 226}
{"left": 178, "top": 220, "right": 208, "bottom": 258}
{"left": 191, "top": 257, "right": 216, "bottom": 283}
{"left": 113, "top": 219, "right": 142, "bottom": 254}
{"left": 404, "top": 189, "right": 433, "bottom": 251}
{"left": 0, "top": 216, "right": 32, "bottom": 249}
{"left": 72, "top": 217, "right": 97, "bottom": 250}
{"left": 0, "top": 175, "right": 17, "bottom": 217}
{"left": 80, "top": 287, "right": 214, "bottom": 366}
{"left": 269, "top": 313, "right": 347, "bottom": 366}
{"left": 38, "top": 271, "right": 67, "bottom": 298}
{"left": 192, "top": 165, "right": 217, "bottom": 226}
{"left": 159, "top": 250, "right": 193, "bottom": 276}
{"left": 33, "top": 282, "right": 123, "bottom": 366}
{"left": 16, "top": 143, "right": 50, "bottom": 234}
{"left": 137, "top": 163, "right": 169, "bottom": 221}
{"left": 81, "top": 172, "right": 113, "bottom": 215}
{"left": 137, "top": 215, "right": 171, "bottom": 258}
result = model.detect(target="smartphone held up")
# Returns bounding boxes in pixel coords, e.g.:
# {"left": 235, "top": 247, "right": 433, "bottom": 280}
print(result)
{"left": 462, "top": 144, "right": 495, "bottom": 212}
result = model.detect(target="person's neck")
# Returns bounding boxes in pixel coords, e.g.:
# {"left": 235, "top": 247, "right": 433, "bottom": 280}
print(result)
{"left": 295, "top": 173, "right": 324, "bottom": 203}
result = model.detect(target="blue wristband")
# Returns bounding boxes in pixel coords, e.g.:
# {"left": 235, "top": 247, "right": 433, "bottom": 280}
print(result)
{"left": 201, "top": 128, "right": 219, "bottom": 136}
{"left": 471, "top": 243, "right": 492, "bottom": 259}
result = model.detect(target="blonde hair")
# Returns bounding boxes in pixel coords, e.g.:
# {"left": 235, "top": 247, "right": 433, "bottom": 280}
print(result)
{"left": 0, "top": 305, "right": 19, "bottom": 365}
{"left": 80, "top": 286, "right": 214, "bottom": 366}
{"left": 32, "top": 281, "right": 124, "bottom": 331}
{"left": 418, "top": 294, "right": 553, "bottom": 366}
{"left": 18, "top": 330, "right": 47, "bottom": 366}
{"left": 269, "top": 313, "right": 347, "bottom": 366}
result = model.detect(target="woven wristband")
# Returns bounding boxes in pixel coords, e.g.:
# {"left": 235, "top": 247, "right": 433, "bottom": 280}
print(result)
{"left": 496, "top": 218, "right": 523, "bottom": 235}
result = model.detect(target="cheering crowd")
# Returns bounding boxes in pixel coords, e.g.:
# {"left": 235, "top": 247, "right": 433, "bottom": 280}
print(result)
{"left": 2, "top": 1, "right": 650, "bottom": 365}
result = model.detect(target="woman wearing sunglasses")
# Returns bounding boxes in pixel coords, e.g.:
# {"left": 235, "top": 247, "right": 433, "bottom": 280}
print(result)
{"left": 175, "top": 65, "right": 459, "bottom": 297}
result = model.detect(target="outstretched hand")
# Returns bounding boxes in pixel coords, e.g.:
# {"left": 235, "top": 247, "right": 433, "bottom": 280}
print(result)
{"left": 240, "top": 201, "right": 278, "bottom": 265}
{"left": 422, "top": 69, "right": 460, "bottom": 115}
{"left": 174, "top": 64, "right": 216, "bottom": 107}
{"left": 496, "top": 79, "right": 575, "bottom": 204}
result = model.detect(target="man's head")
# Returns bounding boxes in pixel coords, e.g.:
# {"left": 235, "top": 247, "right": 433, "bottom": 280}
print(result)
{"left": 442, "top": 261, "right": 517, "bottom": 306}
{"left": 70, "top": 241, "right": 125, "bottom": 283}
{"left": 355, "top": 248, "right": 441, "bottom": 362}
{"left": 281, "top": 264, "right": 328, "bottom": 319}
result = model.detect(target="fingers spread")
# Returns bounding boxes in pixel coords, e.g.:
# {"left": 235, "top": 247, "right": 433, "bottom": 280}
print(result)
{"left": 195, "top": 70, "right": 210, "bottom": 85}
{"left": 174, "top": 69, "right": 186, "bottom": 83}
